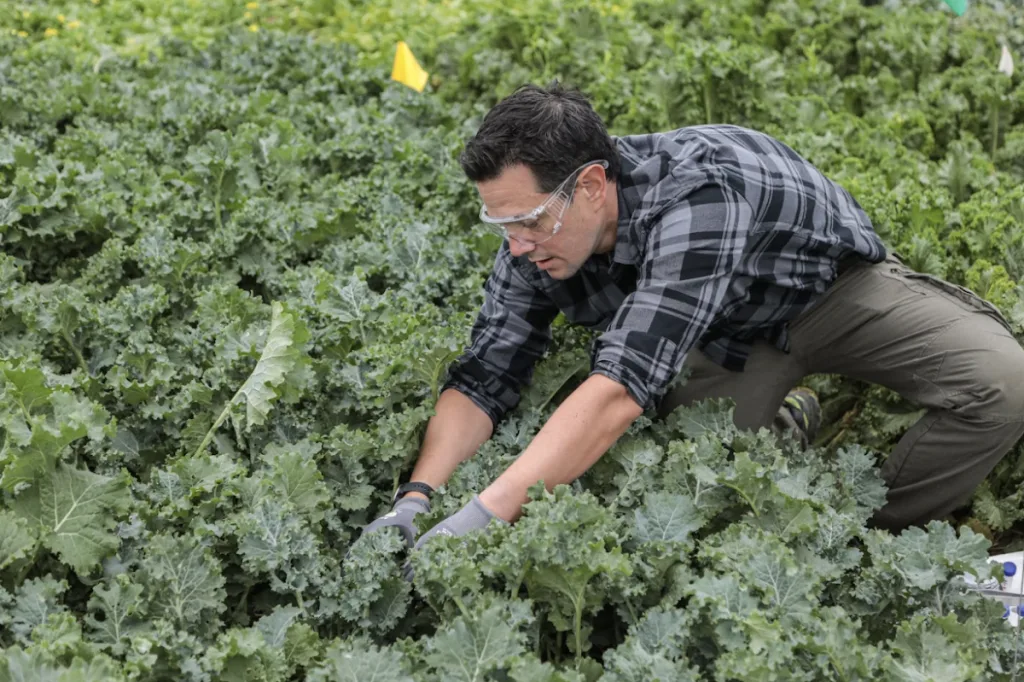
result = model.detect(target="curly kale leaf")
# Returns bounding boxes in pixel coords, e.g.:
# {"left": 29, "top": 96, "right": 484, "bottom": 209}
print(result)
{"left": 307, "top": 637, "right": 413, "bottom": 682}
{"left": 138, "top": 533, "right": 226, "bottom": 631}
{"left": 84, "top": 576, "right": 150, "bottom": 656}
{"left": 421, "top": 598, "right": 533, "bottom": 682}
{"left": 11, "top": 463, "right": 130, "bottom": 575}
{"left": 328, "top": 527, "right": 411, "bottom": 636}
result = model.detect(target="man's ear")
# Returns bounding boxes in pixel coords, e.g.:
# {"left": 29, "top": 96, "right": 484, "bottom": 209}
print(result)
{"left": 581, "top": 167, "right": 607, "bottom": 202}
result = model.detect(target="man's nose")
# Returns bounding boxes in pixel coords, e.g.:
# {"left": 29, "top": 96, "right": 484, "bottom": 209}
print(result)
{"left": 507, "top": 237, "right": 535, "bottom": 258}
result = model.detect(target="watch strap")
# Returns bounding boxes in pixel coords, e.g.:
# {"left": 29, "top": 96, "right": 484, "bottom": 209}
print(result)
{"left": 393, "top": 481, "right": 434, "bottom": 504}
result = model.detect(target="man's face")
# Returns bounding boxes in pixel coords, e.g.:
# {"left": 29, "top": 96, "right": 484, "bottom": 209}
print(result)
{"left": 476, "top": 163, "right": 607, "bottom": 280}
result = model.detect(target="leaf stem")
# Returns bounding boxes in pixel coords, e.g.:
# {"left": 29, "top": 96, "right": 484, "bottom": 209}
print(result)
{"left": 214, "top": 164, "right": 226, "bottom": 233}
{"left": 452, "top": 594, "right": 472, "bottom": 621}
{"left": 509, "top": 559, "right": 532, "bottom": 599}
{"left": 535, "top": 610, "right": 545, "bottom": 659}
{"left": 724, "top": 482, "right": 760, "bottom": 517}
{"left": 13, "top": 546, "right": 39, "bottom": 586}
{"left": 191, "top": 398, "right": 235, "bottom": 459}
{"left": 233, "top": 584, "right": 251, "bottom": 620}
{"left": 573, "top": 587, "right": 586, "bottom": 666}
{"left": 828, "top": 652, "right": 847, "bottom": 681}
{"left": 61, "top": 329, "right": 90, "bottom": 377}
{"left": 623, "top": 596, "right": 638, "bottom": 625}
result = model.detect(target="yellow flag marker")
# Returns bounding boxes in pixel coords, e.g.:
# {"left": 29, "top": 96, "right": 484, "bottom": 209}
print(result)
{"left": 391, "top": 41, "right": 429, "bottom": 92}
{"left": 998, "top": 44, "right": 1014, "bottom": 77}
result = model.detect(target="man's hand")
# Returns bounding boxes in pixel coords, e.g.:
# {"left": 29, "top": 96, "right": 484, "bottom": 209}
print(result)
{"left": 402, "top": 495, "right": 507, "bottom": 580}
{"left": 360, "top": 496, "right": 431, "bottom": 547}
{"left": 414, "top": 495, "right": 505, "bottom": 548}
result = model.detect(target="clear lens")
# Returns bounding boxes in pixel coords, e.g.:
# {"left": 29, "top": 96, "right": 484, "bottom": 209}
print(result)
{"left": 477, "top": 159, "right": 609, "bottom": 246}
{"left": 482, "top": 218, "right": 556, "bottom": 246}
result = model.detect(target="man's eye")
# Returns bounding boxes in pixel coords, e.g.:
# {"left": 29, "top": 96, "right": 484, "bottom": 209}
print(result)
{"left": 519, "top": 220, "right": 540, "bottom": 231}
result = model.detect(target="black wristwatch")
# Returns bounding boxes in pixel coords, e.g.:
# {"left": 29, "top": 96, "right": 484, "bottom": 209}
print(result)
{"left": 392, "top": 481, "right": 434, "bottom": 505}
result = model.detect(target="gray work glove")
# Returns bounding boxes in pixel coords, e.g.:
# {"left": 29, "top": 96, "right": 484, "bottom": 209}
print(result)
{"left": 361, "top": 495, "right": 431, "bottom": 548}
{"left": 402, "top": 495, "right": 507, "bottom": 581}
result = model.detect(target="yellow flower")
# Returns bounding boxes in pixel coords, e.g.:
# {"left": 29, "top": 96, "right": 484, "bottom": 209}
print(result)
{"left": 22, "top": 10, "right": 31, "bottom": 18}
{"left": 57, "top": 14, "right": 66, "bottom": 22}
{"left": 17, "top": 30, "right": 28, "bottom": 37}
{"left": 244, "top": 11, "right": 252, "bottom": 18}
{"left": 248, "top": 23, "right": 259, "bottom": 32}
{"left": 44, "top": 27, "right": 59, "bottom": 37}
{"left": 67, "top": 20, "right": 81, "bottom": 29}
{"left": 91, "top": 0, "right": 100, "bottom": 4}
{"left": 246, "top": 1, "right": 258, "bottom": 8}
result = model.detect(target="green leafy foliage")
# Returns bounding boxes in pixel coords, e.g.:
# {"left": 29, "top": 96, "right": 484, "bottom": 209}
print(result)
{"left": 1, "top": 0, "right": 1023, "bottom": 677}
{"left": 11, "top": 463, "right": 130, "bottom": 575}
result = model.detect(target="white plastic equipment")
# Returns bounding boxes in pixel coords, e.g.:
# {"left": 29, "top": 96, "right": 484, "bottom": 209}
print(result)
{"left": 963, "top": 551, "right": 1024, "bottom": 628}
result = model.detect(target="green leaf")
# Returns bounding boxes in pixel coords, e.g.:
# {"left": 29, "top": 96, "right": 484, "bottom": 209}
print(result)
{"left": 11, "top": 464, "right": 130, "bottom": 574}
{"left": 255, "top": 606, "right": 302, "bottom": 649}
{"left": 84, "top": 577, "right": 149, "bottom": 656}
{"left": 702, "top": 527, "right": 823, "bottom": 620}
{"left": 601, "top": 641, "right": 700, "bottom": 682}
{"left": 490, "top": 486, "right": 633, "bottom": 656}
{"left": 663, "top": 398, "right": 739, "bottom": 441}
{"left": 630, "top": 606, "right": 692, "bottom": 660}
{"left": 233, "top": 301, "right": 309, "bottom": 430}
{"left": 633, "top": 492, "right": 704, "bottom": 545}
{"left": 422, "top": 600, "right": 532, "bottom": 682}
{"left": 589, "top": 436, "right": 663, "bottom": 509}
{"left": 333, "top": 528, "right": 410, "bottom": 635}
{"left": 0, "top": 647, "right": 126, "bottom": 682}
{"left": 307, "top": 638, "right": 413, "bottom": 682}
{"left": 202, "top": 627, "right": 289, "bottom": 682}
{"left": 411, "top": 345, "right": 464, "bottom": 402}
{"left": 833, "top": 445, "right": 888, "bottom": 516}
{"left": 234, "top": 498, "right": 324, "bottom": 595}
{"left": 883, "top": 618, "right": 983, "bottom": 682}
{"left": 1, "top": 393, "right": 111, "bottom": 493}
{"left": 0, "top": 510, "right": 37, "bottom": 570}
{"left": 263, "top": 441, "right": 329, "bottom": 521}
{"left": 1, "top": 365, "right": 52, "bottom": 415}
{"left": 519, "top": 346, "right": 590, "bottom": 412}
{"left": 140, "top": 533, "right": 226, "bottom": 629}
{"left": 9, "top": 576, "right": 68, "bottom": 645}
{"left": 324, "top": 276, "right": 376, "bottom": 324}
{"left": 865, "top": 522, "right": 993, "bottom": 593}
{"left": 508, "top": 658, "right": 585, "bottom": 682}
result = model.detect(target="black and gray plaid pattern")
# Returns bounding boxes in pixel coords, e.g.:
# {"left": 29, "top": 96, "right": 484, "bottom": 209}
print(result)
{"left": 443, "top": 125, "right": 887, "bottom": 424}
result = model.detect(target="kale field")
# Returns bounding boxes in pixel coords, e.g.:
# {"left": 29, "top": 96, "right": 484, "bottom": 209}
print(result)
{"left": 2, "top": 0, "right": 1024, "bottom": 679}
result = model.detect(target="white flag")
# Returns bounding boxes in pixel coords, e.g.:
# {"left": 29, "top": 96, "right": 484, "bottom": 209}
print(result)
{"left": 999, "top": 45, "right": 1014, "bottom": 77}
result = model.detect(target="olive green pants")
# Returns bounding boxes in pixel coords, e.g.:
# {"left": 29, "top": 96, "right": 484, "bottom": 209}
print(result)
{"left": 658, "top": 253, "right": 1024, "bottom": 532}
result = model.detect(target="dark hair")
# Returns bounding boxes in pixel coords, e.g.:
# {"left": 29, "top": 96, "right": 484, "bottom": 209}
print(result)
{"left": 459, "top": 82, "right": 620, "bottom": 193}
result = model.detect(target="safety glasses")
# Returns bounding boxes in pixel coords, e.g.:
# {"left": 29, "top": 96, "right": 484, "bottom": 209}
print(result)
{"left": 478, "top": 160, "right": 609, "bottom": 246}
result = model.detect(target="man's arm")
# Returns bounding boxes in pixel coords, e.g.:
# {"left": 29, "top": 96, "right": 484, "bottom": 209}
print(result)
{"left": 402, "top": 388, "right": 495, "bottom": 502}
{"left": 478, "top": 374, "right": 643, "bottom": 521}
{"left": 461, "top": 186, "right": 752, "bottom": 526}
{"left": 382, "top": 244, "right": 557, "bottom": 510}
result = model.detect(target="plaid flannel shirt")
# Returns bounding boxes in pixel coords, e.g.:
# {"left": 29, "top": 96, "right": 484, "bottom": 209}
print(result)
{"left": 442, "top": 124, "right": 887, "bottom": 427}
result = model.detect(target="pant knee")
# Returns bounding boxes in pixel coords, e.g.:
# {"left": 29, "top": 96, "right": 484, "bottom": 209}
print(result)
{"left": 963, "top": 344, "right": 1024, "bottom": 422}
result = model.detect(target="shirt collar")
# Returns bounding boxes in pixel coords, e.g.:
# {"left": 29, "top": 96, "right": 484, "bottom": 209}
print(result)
{"left": 611, "top": 138, "right": 641, "bottom": 266}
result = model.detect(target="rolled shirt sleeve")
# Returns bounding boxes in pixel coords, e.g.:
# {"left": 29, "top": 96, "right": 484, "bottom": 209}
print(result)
{"left": 441, "top": 243, "right": 560, "bottom": 427}
{"left": 590, "top": 184, "right": 753, "bottom": 411}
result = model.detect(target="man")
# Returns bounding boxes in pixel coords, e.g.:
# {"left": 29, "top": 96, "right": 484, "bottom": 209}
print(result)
{"left": 362, "top": 83, "right": 1024, "bottom": 553}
